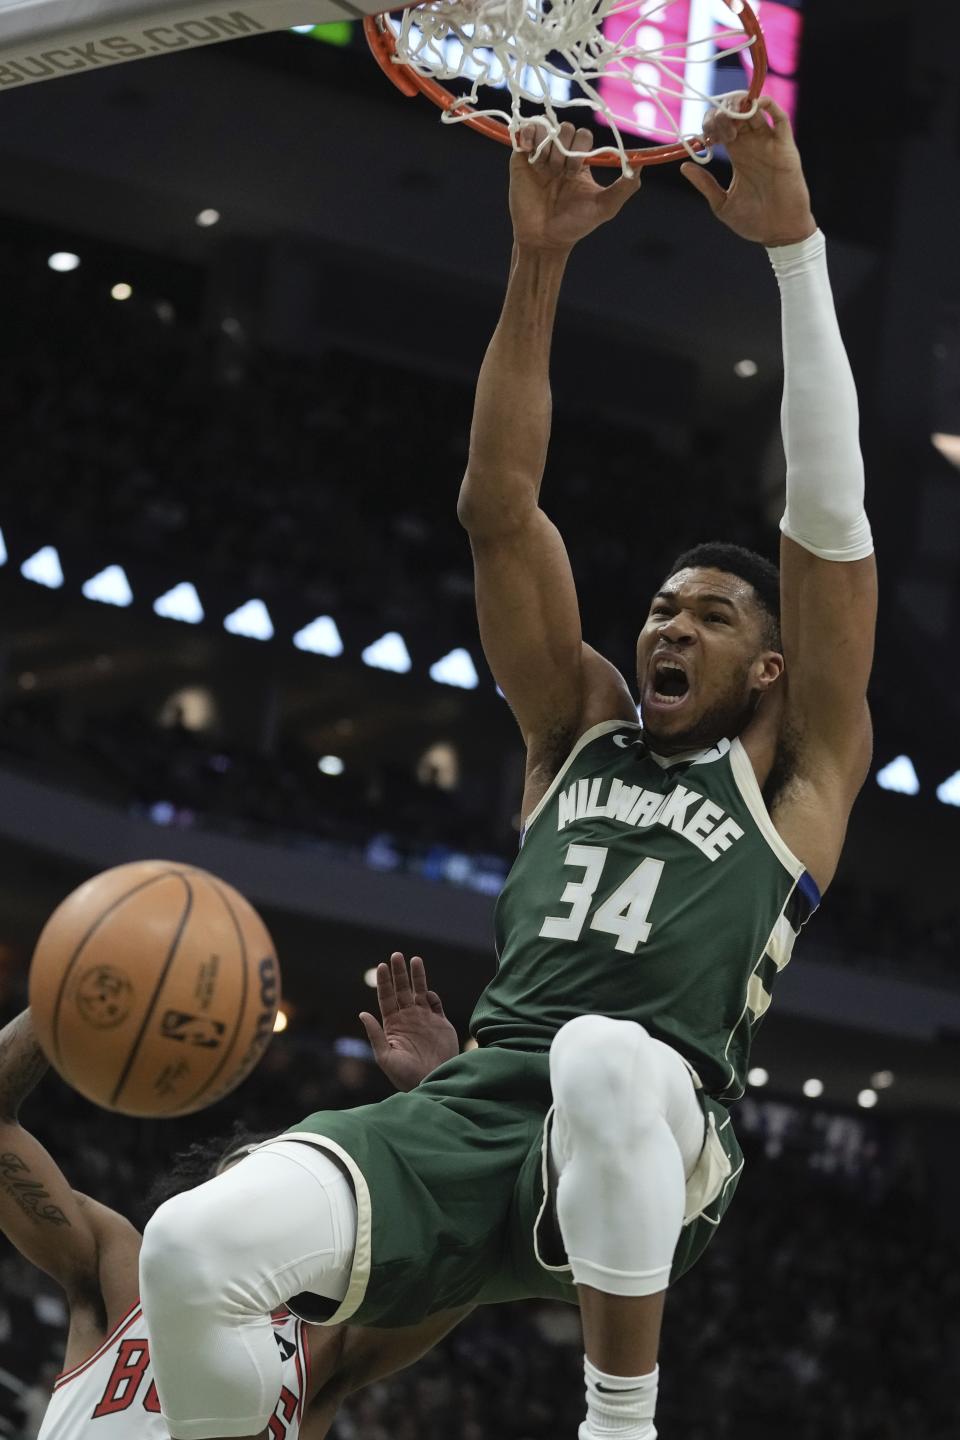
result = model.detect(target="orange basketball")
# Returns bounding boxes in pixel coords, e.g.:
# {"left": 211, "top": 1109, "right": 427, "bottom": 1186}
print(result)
{"left": 28, "top": 861, "right": 281, "bottom": 1118}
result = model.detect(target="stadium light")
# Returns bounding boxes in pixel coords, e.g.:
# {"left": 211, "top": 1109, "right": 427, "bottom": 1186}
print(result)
{"left": 293, "top": 616, "right": 344, "bottom": 657}
{"left": 20, "top": 546, "right": 64, "bottom": 589}
{"left": 747, "top": 1066, "right": 769, "bottom": 1087}
{"left": 223, "top": 599, "right": 274, "bottom": 641}
{"left": 932, "top": 433, "right": 960, "bottom": 469}
{"left": 335, "top": 1037, "right": 371, "bottom": 1060}
{"left": 857, "top": 1088, "right": 878, "bottom": 1109}
{"left": 362, "top": 632, "right": 412, "bottom": 674}
{"left": 111, "top": 283, "right": 133, "bottom": 302}
{"left": 0, "top": 526, "right": 6, "bottom": 566}
{"left": 82, "top": 564, "right": 133, "bottom": 607}
{"left": 936, "top": 771, "right": 960, "bottom": 807}
{"left": 154, "top": 582, "right": 204, "bottom": 624}
{"left": 48, "top": 252, "right": 80, "bottom": 273}
{"left": 802, "top": 1078, "right": 824, "bottom": 1099}
{"left": 876, "top": 755, "right": 920, "bottom": 796}
{"left": 317, "top": 755, "right": 345, "bottom": 776}
{"left": 429, "top": 648, "right": 479, "bottom": 690}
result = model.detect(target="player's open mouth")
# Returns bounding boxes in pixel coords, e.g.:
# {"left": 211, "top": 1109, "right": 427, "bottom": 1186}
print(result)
{"left": 647, "top": 660, "right": 690, "bottom": 709}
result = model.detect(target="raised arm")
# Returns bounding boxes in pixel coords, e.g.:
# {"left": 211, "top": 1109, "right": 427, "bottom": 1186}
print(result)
{"left": 359, "top": 952, "right": 460, "bottom": 1092}
{"left": 0, "top": 1010, "right": 102, "bottom": 1296}
{"left": 683, "top": 100, "right": 877, "bottom": 888}
{"left": 459, "top": 124, "right": 639, "bottom": 806}
{"left": 0, "top": 1010, "right": 144, "bottom": 1378}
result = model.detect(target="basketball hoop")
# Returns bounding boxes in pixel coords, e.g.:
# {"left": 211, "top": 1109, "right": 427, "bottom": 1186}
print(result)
{"left": 366, "top": 0, "right": 767, "bottom": 175}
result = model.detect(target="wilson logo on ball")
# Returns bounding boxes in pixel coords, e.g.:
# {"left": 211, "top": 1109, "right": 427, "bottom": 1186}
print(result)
{"left": 207, "top": 956, "right": 279, "bottom": 1103}
{"left": 258, "top": 955, "right": 278, "bottom": 1009}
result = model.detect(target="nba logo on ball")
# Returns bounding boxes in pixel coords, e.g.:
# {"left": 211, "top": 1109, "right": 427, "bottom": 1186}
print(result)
{"left": 161, "top": 1009, "right": 228, "bottom": 1049}
{"left": 28, "top": 862, "right": 281, "bottom": 1117}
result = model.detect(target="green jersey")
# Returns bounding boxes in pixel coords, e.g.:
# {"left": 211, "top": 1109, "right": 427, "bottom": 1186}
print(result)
{"left": 471, "top": 721, "right": 820, "bottom": 1100}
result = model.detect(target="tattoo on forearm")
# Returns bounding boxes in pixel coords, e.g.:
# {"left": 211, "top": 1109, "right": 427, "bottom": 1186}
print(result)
{"left": 0, "top": 1015, "right": 49, "bottom": 1115}
{"left": 0, "top": 1152, "right": 70, "bottom": 1227}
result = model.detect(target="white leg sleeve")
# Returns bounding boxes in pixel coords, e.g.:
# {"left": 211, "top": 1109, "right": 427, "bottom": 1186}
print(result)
{"left": 139, "top": 1140, "right": 357, "bottom": 1440}
{"left": 770, "top": 230, "right": 874, "bottom": 563}
{"left": 549, "top": 1016, "right": 705, "bottom": 1298}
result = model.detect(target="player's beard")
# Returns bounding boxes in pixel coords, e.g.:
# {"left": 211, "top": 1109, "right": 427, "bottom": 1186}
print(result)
{"left": 641, "top": 666, "right": 756, "bottom": 755}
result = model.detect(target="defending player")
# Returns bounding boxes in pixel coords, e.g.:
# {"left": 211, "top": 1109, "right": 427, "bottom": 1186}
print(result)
{"left": 139, "top": 101, "right": 876, "bottom": 1440}
{"left": 0, "top": 955, "right": 465, "bottom": 1438}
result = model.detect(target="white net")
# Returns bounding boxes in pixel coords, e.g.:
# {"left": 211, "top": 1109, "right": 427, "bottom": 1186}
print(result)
{"left": 390, "top": 0, "right": 761, "bottom": 175}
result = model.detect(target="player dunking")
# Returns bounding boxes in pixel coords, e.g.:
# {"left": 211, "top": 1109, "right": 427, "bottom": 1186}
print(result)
{"left": 139, "top": 100, "right": 876, "bottom": 1440}
{"left": 0, "top": 957, "right": 463, "bottom": 1439}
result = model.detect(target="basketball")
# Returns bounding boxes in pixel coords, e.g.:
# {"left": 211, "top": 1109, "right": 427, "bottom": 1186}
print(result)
{"left": 28, "top": 861, "right": 281, "bottom": 1118}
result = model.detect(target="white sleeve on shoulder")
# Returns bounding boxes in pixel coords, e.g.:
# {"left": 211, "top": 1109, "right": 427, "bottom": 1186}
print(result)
{"left": 768, "top": 229, "right": 875, "bottom": 563}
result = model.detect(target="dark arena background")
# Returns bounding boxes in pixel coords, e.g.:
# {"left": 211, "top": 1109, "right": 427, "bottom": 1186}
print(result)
{"left": 1, "top": 0, "right": 959, "bottom": 1434}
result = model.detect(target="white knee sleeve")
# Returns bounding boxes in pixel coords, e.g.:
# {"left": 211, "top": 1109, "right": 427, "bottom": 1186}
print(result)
{"left": 549, "top": 1016, "right": 704, "bottom": 1297}
{"left": 140, "top": 1140, "right": 357, "bottom": 1440}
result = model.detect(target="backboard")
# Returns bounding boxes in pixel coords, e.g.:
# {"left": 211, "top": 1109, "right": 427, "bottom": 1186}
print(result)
{"left": 0, "top": 0, "right": 387, "bottom": 88}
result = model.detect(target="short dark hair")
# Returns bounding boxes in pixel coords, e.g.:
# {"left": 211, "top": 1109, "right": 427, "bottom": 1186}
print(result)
{"left": 664, "top": 541, "right": 781, "bottom": 650}
{"left": 139, "top": 1121, "right": 279, "bottom": 1224}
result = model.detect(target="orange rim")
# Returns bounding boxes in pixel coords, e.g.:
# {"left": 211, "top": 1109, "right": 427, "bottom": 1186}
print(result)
{"left": 364, "top": 1, "right": 768, "bottom": 167}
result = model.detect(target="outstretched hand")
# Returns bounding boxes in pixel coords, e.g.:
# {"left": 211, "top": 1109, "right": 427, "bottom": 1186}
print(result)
{"left": 360, "top": 953, "right": 460, "bottom": 1093}
{"left": 681, "top": 97, "right": 817, "bottom": 248}
{"left": 510, "top": 121, "right": 641, "bottom": 254}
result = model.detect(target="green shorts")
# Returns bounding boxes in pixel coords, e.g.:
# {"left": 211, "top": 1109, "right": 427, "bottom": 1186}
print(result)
{"left": 284, "top": 1046, "right": 743, "bottom": 1328}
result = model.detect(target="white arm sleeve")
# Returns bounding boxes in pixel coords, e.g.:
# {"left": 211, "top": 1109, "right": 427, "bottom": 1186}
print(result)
{"left": 769, "top": 229, "right": 875, "bottom": 563}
